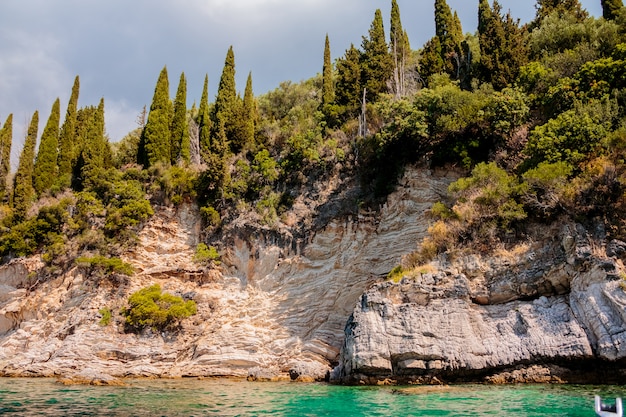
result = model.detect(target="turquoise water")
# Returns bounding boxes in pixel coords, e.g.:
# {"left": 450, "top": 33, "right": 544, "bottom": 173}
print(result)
{"left": 0, "top": 378, "right": 623, "bottom": 416}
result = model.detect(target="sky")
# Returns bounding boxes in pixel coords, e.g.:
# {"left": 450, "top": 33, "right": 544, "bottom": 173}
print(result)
{"left": 0, "top": 0, "right": 604, "bottom": 162}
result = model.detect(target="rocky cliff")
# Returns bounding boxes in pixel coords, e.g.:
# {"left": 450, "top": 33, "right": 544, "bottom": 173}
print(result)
{"left": 2, "top": 167, "right": 625, "bottom": 384}
{"left": 332, "top": 222, "right": 626, "bottom": 384}
{"left": 0, "top": 168, "right": 456, "bottom": 382}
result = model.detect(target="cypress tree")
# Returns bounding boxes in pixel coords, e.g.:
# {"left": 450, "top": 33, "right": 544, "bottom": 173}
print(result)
{"left": 534, "top": 0, "right": 588, "bottom": 24}
{"left": 33, "top": 98, "right": 60, "bottom": 196}
{"left": 0, "top": 114, "right": 12, "bottom": 203}
{"left": 419, "top": 36, "right": 445, "bottom": 80}
{"left": 13, "top": 111, "right": 38, "bottom": 219}
{"left": 361, "top": 9, "right": 394, "bottom": 101}
{"left": 213, "top": 46, "right": 236, "bottom": 154}
{"left": 81, "top": 98, "right": 106, "bottom": 187}
{"left": 171, "top": 72, "right": 189, "bottom": 164}
{"left": 336, "top": 44, "right": 363, "bottom": 117}
{"left": 478, "top": 0, "right": 527, "bottom": 90}
{"left": 435, "top": 0, "right": 464, "bottom": 75}
{"left": 390, "top": 0, "right": 409, "bottom": 97}
{"left": 198, "top": 74, "right": 212, "bottom": 162}
{"left": 602, "top": 0, "right": 624, "bottom": 20}
{"left": 322, "top": 34, "right": 335, "bottom": 110}
{"left": 241, "top": 72, "right": 256, "bottom": 148}
{"left": 58, "top": 76, "right": 79, "bottom": 181}
{"left": 141, "top": 66, "right": 171, "bottom": 167}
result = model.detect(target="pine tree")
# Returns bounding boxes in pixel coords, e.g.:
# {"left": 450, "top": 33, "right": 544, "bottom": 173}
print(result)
{"left": 198, "top": 74, "right": 212, "bottom": 162}
{"left": 33, "top": 98, "right": 60, "bottom": 196}
{"left": 534, "top": 0, "right": 588, "bottom": 24}
{"left": 0, "top": 114, "right": 12, "bottom": 203}
{"left": 361, "top": 9, "right": 394, "bottom": 101}
{"left": 322, "top": 34, "right": 335, "bottom": 110}
{"left": 141, "top": 66, "right": 171, "bottom": 167}
{"left": 602, "top": 0, "right": 624, "bottom": 20}
{"left": 435, "top": 0, "right": 464, "bottom": 75}
{"left": 13, "top": 111, "right": 38, "bottom": 219}
{"left": 171, "top": 72, "right": 189, "bottom": 164}
{"left": 336, "top": 44, "right": 363, "bottom": 117}
{"left": 58, "top": 76, "right": 79, "bottom": 182}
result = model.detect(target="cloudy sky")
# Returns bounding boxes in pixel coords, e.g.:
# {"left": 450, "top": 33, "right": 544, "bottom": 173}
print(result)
{"left": 0, "top": 0, "right": 603, "bottom": 160}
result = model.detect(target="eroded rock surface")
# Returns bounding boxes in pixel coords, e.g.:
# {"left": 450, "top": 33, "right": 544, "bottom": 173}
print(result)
{"left": 0, "top": 169, "right": 456, "bottom": 382}
{"left": 332, "top": 222, "right": 626, "bottom": 384}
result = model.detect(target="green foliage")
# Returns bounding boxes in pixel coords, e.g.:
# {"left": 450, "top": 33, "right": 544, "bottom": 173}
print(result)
{"left": 322, "top": 34, "right": 335, "bottom": 115}
{"left": 153, "top": 164, "right": 198, "bottom": 205}
{"left": 449, "top": 162, "right": 526, "bottom": 232}
{"left": 0, "top": 114, "right": 12, "bottom": 203}
{"left": 193, "top": 243, "right": 220, "bottom": 265}
{"left": 478, "top": 0, "right": 528, "bottom": 90}
{"left": 122, "top": 284, "right": 197, "bottom": 332}
{"left": 213, "top": 46, "right": 239, "bottom": 154}
{"left": 534, "top": 0, "right": 588, "bottom": 25}
{"left": 602, "top": 0, "right": 624, "bottom": 20}
{"left": 141, "top": 66, "right": 171, "bottom": 167}
{"left": 486, "top": 87, "right": 530, "bottom": 136}
{"left": 387, "top": 265, "right": 405, "bottom": 282}
{"left": 524, "top": 98, "right": 616, "bottom": 168}
{"left": 58, "top": 76, "right": 80, "bottom": 181}
{"left": 0, "top": 199, "right": 69, "bottom": 258}
{"left": 34, "top": 98, "right": 61, "bottom": 196}
{"left": 76, "top": 255, "right": 134, "bottom": 276}
{"left": 200, "top": 205, "right": 220, "bottom": 227}
{"left": 13, "top": 111, "right": 38, "bottom": 220}
{"left": 361, "top": 9, "right": 393, "bottom": 101}
{"left": 78, "top": 99, "right": 111, "bottom": 189}
{"left": 434, "top": 0, "right": 463, "bottom": 76}
{"left": 335, "top": 44, "right": 363, "bottom": 118}
{"left": 98, "top": 307, "right": 112, "bottom": 326}
{"left": 520, "top": 161, "right": 573, "bottom": 216}
{"left": 198, "top": 74, "right": 212, "bottom": 162}
{"left": 170, "top": 72, "right": 190, "bottom": 164}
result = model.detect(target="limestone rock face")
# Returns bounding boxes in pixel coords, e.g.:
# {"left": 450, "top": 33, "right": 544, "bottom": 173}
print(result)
{"left": 0, "top": 169, "right": 456, "bottom": 381}
{"left": 333, "top": 223, "right": 626, "bottom": 384}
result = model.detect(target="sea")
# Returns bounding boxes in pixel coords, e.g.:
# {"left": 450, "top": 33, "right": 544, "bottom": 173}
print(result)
{"left": 0, "top": 377, "right": 623, "bottom": 416}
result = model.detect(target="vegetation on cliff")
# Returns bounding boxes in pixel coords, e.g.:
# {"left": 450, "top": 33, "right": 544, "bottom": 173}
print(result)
{"left": 0, "top": 0, "right": 625, "bottom": 290}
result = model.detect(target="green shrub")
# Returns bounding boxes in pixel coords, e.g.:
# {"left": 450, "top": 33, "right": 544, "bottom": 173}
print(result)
{"left": 200, "top": 206, "right": 220, "bottom": 227}
{"left": 76, "top": 256, "right": 134, "bottom": 276}
{"left": 122, "top": 284, "right": 197, "bottom": 332}
{"left": 387, "top": 265, "right": 405, "bottom": 283}
{"left": 99, "top": 307, "right": 112, "bottom": 326}
{"left": 193, "top": 243, "right": 220, "bottom": 265}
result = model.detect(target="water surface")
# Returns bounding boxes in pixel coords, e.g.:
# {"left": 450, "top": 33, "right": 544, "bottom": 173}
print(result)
{"left": 0, "top": 377, "right": 623, "bottom": 416}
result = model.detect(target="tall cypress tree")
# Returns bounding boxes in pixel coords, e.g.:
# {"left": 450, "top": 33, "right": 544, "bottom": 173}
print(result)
{"left": 361, "top": 9, "right": 393, "bottom": 101}
{"left": 602, "top": 0, "right": 624, "bottom": 20}
{"left": 81, "top": 98, "right": 106, "bottom": 187}
{"left": 171, "top": 72, "right": 189, "bottom": 164}
{"left": 435, "top": 0, "right": 463, "bottom": 76}
{"left": 213, "top": 46, "right": 236, "bottom": 154}
{"left": 141, "top": 66, "right": 171, "bottom": 167}
{"left": 13, "top": 111, "right": 38, "bottom": 219}
{"left": 390, "top": 0, "right": 410, "bottom": 97}
{"left": 58, "top": 76, "right": 79, "bottom": 181}
{"left": 479, "top": 0, "right": 527, "bottom": 90}
{"left": 0, "top": 114, "right": 12, "bottom": 203}
{"left": 198, "top": 74, "right": 212, "bottom": 162}
{"left": 33, "top": 98, "right": 61, "bottom": 196}
{"left": 336, "top": 44, "right": 363, "bottom": 117}
{"left": 322, "top": 34, "right": 335, "bottom": 111}
{"left": 241, "top": 72, "right": 256, "bottom": 148}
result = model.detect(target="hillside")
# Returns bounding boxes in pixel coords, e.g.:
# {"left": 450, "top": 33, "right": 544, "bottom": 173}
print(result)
{"left": 2, "top": 0, "right": 626, "bottom": 384}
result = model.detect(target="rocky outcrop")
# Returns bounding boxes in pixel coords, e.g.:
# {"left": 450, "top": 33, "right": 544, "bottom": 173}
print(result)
{"left": 0, "top": 168, "right": 457, "bottom": 382}
{"left": 332, "top": 222, "right": 626, "bottom": 384}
